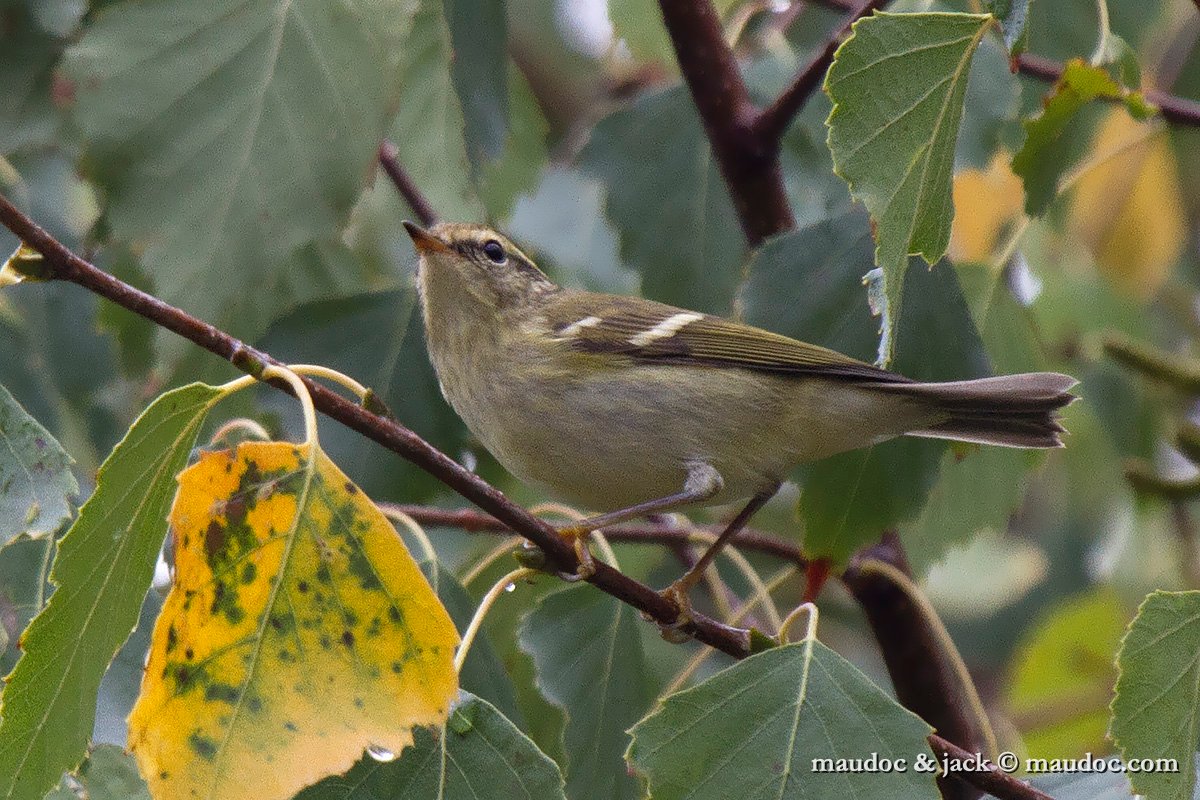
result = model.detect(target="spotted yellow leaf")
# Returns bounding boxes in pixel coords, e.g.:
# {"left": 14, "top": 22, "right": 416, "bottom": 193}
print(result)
{"left": 128, "top": 441, "right": 459, "bottom": 800}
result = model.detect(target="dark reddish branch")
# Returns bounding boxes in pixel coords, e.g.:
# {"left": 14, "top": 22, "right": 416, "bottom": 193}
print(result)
{"left": 754, "top": 0, "right": 892, "bottom": 145}
{"left": 0, "top": 192, "right": 747, "bottom": 658}
{"left": 378, "top": 141, "right": 438, "bottom": 227}
{"left": 843, "top": 533, "right": 988, "bottom": 800}
{"left": 1015, "top": 52, "right": 1200, "bottom": 127}
{"left": 930, "top": 735, "right": 1055, "bottom": 800}
{"left": 656, "top": 0, "right": 793, "bottom": 244}
{"left": 655, "top": 0, "right": 891, "bottom": 243}
{"left": 383, "top": 503, "right": 809, "bottom": 565}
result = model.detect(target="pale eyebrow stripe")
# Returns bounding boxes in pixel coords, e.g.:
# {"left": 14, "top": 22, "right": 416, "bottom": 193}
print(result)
{"left": 628, "top": 312, "right": 704, "bottom": 347}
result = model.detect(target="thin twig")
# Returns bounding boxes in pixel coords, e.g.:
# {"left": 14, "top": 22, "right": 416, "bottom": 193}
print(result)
{"left": 382, "top": 503, "right": 809, "bottom": 566}
{"left": 754, "top": 0, "right": 892, "bottom": 146}
{"left": 0, "top": 193, "right": 749, "bottom": 658}
{"left": 378, "top": 141, "right": 438, "bottom": 226}
{"left": 930, "top": 735, "right": 1056, "bottom": 800}
{"left": 656, "top": 0, "right": 793, "bottom": 243}
{"left": 1015, "top": 52, "right": 1200, "bottom": 128}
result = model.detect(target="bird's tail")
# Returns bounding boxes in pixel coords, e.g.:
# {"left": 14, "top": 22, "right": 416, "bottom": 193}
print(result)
{"left": 876, "top": 372, "right": 1078, "bottom": 448}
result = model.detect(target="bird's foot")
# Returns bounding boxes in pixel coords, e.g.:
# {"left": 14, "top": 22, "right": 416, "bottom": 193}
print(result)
{"left": 553, "top": 524, "right": 597, "bottom": 581}
{"left": 656, "top": 579, "right": 698, "bottom": 643}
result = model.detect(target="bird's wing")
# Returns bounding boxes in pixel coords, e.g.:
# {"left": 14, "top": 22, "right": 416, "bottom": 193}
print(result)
{"left": 543, "top": 292, "right": 910, "bottom": 383}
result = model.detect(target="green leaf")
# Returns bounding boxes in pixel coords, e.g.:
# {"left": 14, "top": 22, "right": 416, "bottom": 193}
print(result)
{"left": 445, "top": 0, "right": 509, "bottom": 166}
{"left": 519, "top": 586, "right": 652, "bottom": 800}
{"left": 0, "top": 535, "right": 54, "bottom": 676}
{"left": 1011, "top": 60, "right": 1147, "bottom": 216}
{"left": 1005, "top": 589, "right": 1127, "bottom": 758}
{"left": 422, "top": 562, "right": 521, "bottom": 724}
{"left": 295, "top": 693, "right": 567, "bottom": 800}
{"left": 901, "top": 262, "right": 1046, "bottom": 570}
{"left": 0, "top": 8, "right": 66, "bottom": 155}
{"left": 986, "top": 0, "right": 1031, "bottom": 55}
{"left": 1111, "top": 590, "right": 1200, "bottom": 800}
{"left": 0, "top": 382, "right": 76, "bottom": 543}
{"left": 0, "top": 383, "right": 222, "bottom": 800}
{"left": 798, "top": 257, "right": 990, "bottom": 564}
{"left": 627, "top": 638, "right": 940, "bottom": 800}
{"left": 76, "top": 745, "right": 151, "bottom": 800}
{"left": 739, "top": 210, "right": 878, "bottom": 363}
{"left": 384, "top": 0, "right": 481, "bottom": 222}
{"left": 0, "top": 282, "right": 121, "bottom": 475}
{"left": 825, "top": 11, "right": 991, "bottom": 362}
{"left": 60, "top": 0, "right": 417, "bottom": 355}
{"left": 581, "top": 86, "right": 744, "bottom": 315}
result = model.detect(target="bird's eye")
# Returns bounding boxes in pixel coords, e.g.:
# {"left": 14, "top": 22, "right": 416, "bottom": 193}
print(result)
{"left": 481, "top": 240, "right": 506, "bottom": 264}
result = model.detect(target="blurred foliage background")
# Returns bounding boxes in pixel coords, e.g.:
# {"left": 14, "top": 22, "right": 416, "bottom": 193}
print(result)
{"left": 2, "top": 0, "right": 1200, "bottom": 795}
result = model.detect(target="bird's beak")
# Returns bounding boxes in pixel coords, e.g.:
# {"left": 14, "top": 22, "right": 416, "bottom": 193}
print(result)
{"left": 402, "top": 221, "right": 450, "bottom": 255}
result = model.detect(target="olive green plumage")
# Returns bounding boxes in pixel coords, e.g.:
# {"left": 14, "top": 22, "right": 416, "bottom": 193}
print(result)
{"left": 404, "top": 221, "right": 1076, "bottom": 515}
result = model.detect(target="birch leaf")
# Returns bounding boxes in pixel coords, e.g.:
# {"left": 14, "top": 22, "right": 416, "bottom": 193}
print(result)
{"left": 128, "top": 440, "right": 459, "bottom": 800}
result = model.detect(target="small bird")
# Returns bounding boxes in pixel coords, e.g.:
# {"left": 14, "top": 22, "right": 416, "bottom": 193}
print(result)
{"left": 404, "top": 221, "right": 1076, "bottom": 612}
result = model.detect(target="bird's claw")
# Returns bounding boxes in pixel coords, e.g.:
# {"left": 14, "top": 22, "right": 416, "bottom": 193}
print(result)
{"left": 554, "top": 524, "right": 597, "bottom": 581}
{"left": 656, "top": 581, "right": 697, "bottom": 643}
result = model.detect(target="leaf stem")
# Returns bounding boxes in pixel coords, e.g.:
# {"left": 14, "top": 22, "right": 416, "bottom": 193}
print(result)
{"left": 379, "top": 505, "right": 440, "bottom": 573}
{"left": 288, "top": 364, "right": 370, "bottom": 402}
{"left": 454, "top": 567, "right": 539, "bottom": 673}
{"left": 1088, "top": 0, "right": 1112, "bottom": 67}
{"left": 776, "top": 600, "right": 818, "bottom": 643}
{"left": 459, "top": 537, "right": 525, "bottom": 586}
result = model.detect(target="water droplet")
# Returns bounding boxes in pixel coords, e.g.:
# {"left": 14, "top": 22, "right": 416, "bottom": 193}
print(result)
{"left": 367, "top": 745, "right": 397, "bottom": 762}
{"left": 504, "top": 582, "right": 516, "bottom": 593}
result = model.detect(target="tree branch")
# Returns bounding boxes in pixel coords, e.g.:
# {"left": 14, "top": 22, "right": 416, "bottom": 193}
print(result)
{"left": 381, "top": 503, "right": 809, "bottom": 566}
{"left": 656, "top": 0, "right": 794, "bottom": 243}
{"left": 843, "top": 533, "right": 990, "bottom": 800}
{"left": 378, "top": 141, "right": 439, "bottom": 226}
{"left": 1015, "top": 52, "right": 1200, "bottom": 128}
{"left": 930, "top": 735, "right": 1056, "bottom": 800}
{"left": 754, "top": 0, "right": 891, "bottom": 147}
{"left": 0, "top": 196, "right": 1053, "bottom": 800}
{"left": 0, "top": 192, "right": 747, "bottom": 658}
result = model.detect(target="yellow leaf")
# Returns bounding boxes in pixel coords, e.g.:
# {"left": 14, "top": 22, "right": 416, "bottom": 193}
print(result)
{"left": 1069, "top": 109, "right": 1185, "bottom": 300}
{"left": 949, "top": 151, "right": 1025, "bottom": 264}
{"left": 128, "top": 441, "right": 459, "bottom": 800}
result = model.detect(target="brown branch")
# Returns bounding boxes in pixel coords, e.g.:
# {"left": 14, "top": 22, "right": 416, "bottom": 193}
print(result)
{"left": 754, "top": 0, "right": 891, "bottom": 146}
{"left": 378, "top": 141, "right": 438, "bottom": 227}
{"left": 382, "top": 503, "right": 809, "bottom": 566}
{"left": 930, "top": 735, "right": 1056, "bottom": 800}
{"left": 656, "top": 0, "right": 793, "bottom": 243}
{"left": 0, "top": 196, "right": 1050, "bottom": 800}
{"left": 1015, "top": 53, "right": 1200, "bottom": 127}
{"left": 843, "top": 533, "right": 989, "bottom": 800}
{"left": 0, "top": 192, "right": 749, "bottom": 658}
